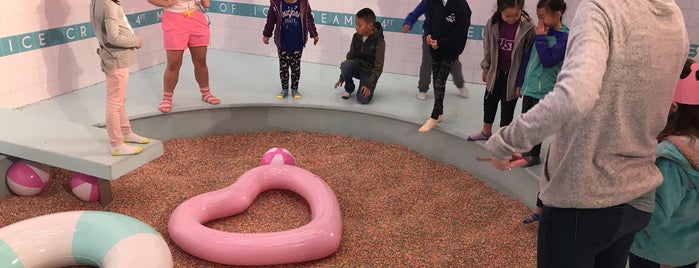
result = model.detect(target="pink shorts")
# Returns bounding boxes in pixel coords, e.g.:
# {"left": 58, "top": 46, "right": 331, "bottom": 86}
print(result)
{"left": 161, "top": 10, "right": 210, "bottom": 50}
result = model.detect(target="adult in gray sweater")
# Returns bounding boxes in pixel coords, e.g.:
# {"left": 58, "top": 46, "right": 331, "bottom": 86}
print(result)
{"left": 484, "top": 0, "right": 689, "bottom": 266}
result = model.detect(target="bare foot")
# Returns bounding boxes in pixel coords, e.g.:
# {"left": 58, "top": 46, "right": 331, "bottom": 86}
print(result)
{"left": 418, "top": 118, "right": 439, "bottom": 133}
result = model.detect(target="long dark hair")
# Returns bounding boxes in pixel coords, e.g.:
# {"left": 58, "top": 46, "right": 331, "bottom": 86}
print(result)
{"left": 490, "top": 0, "right": 530, "bottom": 24}
{"left": 658, "top": 58, "right": 699, "bottom": 142}
{"left": 537, "top": 0, "right": 566, "bottom": 19}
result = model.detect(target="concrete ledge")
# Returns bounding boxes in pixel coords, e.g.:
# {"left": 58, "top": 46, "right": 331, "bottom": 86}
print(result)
{"left": 0, "top": 155, "right": 13, "bottom": 198}
{"left": 0, "top": 108, "right": 163, "bottom": 181}
{"left": 129, "top": 105, "right": 540, "bottom": 209}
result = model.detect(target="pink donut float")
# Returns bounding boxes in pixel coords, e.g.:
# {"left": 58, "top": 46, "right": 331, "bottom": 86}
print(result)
{"left": 167, "top": 164, "right": 342, "bottom": 266}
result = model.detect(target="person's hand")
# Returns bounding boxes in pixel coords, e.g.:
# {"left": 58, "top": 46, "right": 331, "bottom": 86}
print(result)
{"left": 431, "top": 39, "right": 439, "bottom": 49}
{"left": 516, "top": 87, "right": 522, "bottom": 98}
{"left": 135, "top": 36, "right": 142, "bottom": 49}
{"left": 490, "top": 153, "right": 527, "bottom": 171}
{"left": 165, "top": 0, "right": 174, "bottom": 7}
{"left": 313, "top": 36, "right": 319, "bottom": 45}
{"left": 334, "top": 80, "right": 343, "bottom": 88}
{"left": 535, "top": 20, "right": 548, "bottom": 35}
{"left": 426, "top": 34, "right": 433, "bottom": 45}
{"left": 200, "top": 0, "right": 210, "bottom": 8}
{"left": 402, "top": 25, "right": 411, "bottom": 33}
{"left": 360, "top": 86, "right": 371, "bottom": 98}
{"left": 263, "top": 36, "right": 269, "bottom": 44}
{"left": 482, "top": 71, "right": 487, "bottom": 82}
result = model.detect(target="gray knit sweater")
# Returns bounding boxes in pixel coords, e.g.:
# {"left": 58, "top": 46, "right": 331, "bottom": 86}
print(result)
{"left": 485, "top": 0, "right": 689, "bottom": 209}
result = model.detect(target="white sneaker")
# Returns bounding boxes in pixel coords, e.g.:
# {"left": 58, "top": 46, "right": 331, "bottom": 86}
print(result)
{"left": 416, "top": 92, "right": 427, "bottom": 100}
{"left": 458, "top": 87, "right": 469, "bottom": 98}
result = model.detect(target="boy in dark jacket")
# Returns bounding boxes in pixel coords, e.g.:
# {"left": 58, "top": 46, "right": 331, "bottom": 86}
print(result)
{"left": 263, "top": 0, "right": 319, "bottom": 99}
{"left": 334, "top": 8, "right": 386, "bottom": 104}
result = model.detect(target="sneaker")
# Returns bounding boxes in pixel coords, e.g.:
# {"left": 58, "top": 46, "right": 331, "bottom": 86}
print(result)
{"left": 341, "top": 92, "right": 351, "bottom": 99}
{"left": 467, "top": 131, "right": 491, "bottom": 141}
{"left": 458, "top": 87, "right": 469, "bottom": 98}
{"left": 292, "top": 89, "right": 302, "bottom": 99}
{"left": 416, "top": 92, "right": 427, "bottom": 100}
{"left": 522, "top": 213, "right": 541, "bottom": 224}
{"left": 276, "top": 89, "right": 289, "bottom": 99}
{"left": 523, "top": 155, "right": 541, "bottom": 167}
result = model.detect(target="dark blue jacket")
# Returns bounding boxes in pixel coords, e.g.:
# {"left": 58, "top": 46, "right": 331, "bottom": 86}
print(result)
{"left": 403, "top": 0, "right": 429, "bottom": 32}
{"left": 425, "top": 0, "right": 471, "bottom": 60}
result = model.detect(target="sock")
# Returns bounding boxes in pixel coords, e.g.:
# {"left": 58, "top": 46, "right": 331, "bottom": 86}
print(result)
{"left": 123, "top": 132, "right": 150, "bottom": 144}
{"left": 111, "top": 144, "right": 143, "bottom": 156}
{"left": 159, "top": 91, "right": 174, "bottom": 113}
{"left": 200, "top": 87, "right": 220, "bottom": 105}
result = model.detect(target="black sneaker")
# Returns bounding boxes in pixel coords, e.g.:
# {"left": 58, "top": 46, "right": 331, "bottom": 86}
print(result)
{"left": 292, "top": 89, "right": 302, "bottom": 99}
{"left": 523, "top": 155, "right": 541, "bottom": 167}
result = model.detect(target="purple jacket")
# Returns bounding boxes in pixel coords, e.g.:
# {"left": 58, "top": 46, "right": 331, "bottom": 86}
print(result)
{"left": 262, "top": 0, "right": 318, "bottom": 49}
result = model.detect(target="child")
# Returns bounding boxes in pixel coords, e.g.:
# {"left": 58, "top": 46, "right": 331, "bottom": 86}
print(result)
{"left": 516, "top": 0, "right": 569, "bottom": 224}
{"left": 467, "top": 0, "right": 534, "bottom": 141}
{"left": 147, "top": 0, "right": 220, "bottom": 113}
{"left": 402, "top": 0, "right": 469, "bottom": 100}
{"left": 629, "top": 59, "right": 699, "bottom": 268}
{"left": 89, "top": 0, "right": 150, "bottom": 155}
{"left": 418, "top": 0, "right": 472, "bottom": 132}
{"left": 263, "top": 0, "right": 319, "bottom": 99}
{"left": 334, "top": 8, "right": 385, "bottom": 104}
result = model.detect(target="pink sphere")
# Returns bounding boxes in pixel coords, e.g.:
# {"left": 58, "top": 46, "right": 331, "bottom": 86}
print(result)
{"left": 259, "top": 147, "right": 296, "bottom": 166}
{"left": 6, "top": 160, "right": 52, "bottom": 196}
{"left": 70, "top": 172, "right": 100, "bottom": 202}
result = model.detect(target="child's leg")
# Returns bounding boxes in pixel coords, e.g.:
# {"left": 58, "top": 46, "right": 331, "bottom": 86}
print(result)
{"left": 498, "top": 72, "right": 518, "bottom": 127}
{"left": 279, "top": 50, "right": 291, "bottom": 90}
{"left": 417, "top": 33, "right": 432, "bottom": 93}
{"left": 468, "top": 69, "right": 502, "bottom": 140}
{"left": 430, "top": 59, "right": 454, "bottom": 119}
{"left": 189, "top": 46, "right": 219, "bottom": 105}
{"left": 340, "top": 60, "right": 359, "bottom": 93}
{"left": 160, "top": 50, "right": 185, "bottom": 113}
{"left": 106, "top": 67, "right": 142, "bottom": 156}
{"left": 419, "top": 58, "right": 453, "bottom": 132}
{"left": 450, "top": 59, "right": 465, "bottom": 89}
{"left": 290, "top": 50, "right": 302, "bottom": 98}
{"left": 522, "top": 96, "right": 542, "bottom": 157}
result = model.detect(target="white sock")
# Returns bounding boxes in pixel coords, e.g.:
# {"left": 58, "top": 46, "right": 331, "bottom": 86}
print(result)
{"left": 123, "top": 132, "right": 149, "bottom": 144}
{"left": 111, "top": 144, "right": 143, "bottom": 156}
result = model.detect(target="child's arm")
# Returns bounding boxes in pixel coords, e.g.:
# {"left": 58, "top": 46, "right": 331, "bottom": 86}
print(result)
{"left": 147, "top": 0, "right": 173, "bottom": 8}
{"left": 535, "top": 33, "right": 568, "bottom": 68}
{"left": 364, "top": 40, "right": 386, "bottom": 90}
{"left": 262, "top": 2, "right": 277, "bottom": 38}
{"left": 480, "top": 21, "right": 492, "bottom": 75}
{"left": 200, "top": 0, "right": 210, "bottom": 8}
{"left": 650, "top": 151, "right": 687, "bottom": 228}
{"left": 305, "top": 0, "right": 319, "bottom": 42}
{"left": 103, "top": 6, "right": 139, "bottom": 48}
{"left": 402, "top": 0, "right": 427, "bottom": 31}
{"left": 516, "top": 46, "right": 533, "bottom": 89}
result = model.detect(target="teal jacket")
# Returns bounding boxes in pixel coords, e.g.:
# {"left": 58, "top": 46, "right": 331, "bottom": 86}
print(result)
{"left": 516, "top": 25, "right": 569, "bottom": 99}
{"left": 630, "top": 136, "right": 699, "bottom": 266}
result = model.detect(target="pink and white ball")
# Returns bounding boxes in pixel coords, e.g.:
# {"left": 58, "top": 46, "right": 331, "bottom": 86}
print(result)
{"left": 6, "top": 160, "right": 52, "bottom": 196}
{"left": 259, "top": 147, "right": 296, "bottom": 166}
{"left": 70, "top": 172, "right": 100, "bottom": 202}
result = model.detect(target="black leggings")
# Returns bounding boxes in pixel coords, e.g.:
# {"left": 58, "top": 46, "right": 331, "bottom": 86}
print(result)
{"left": 430, "top": 58, "right": 455, "bottom": 119}
{"left": 483, "top": 69, "right": 517, "bottom": 126}
{"left": 278, "top": 50, "right": 302, "bottom": 90}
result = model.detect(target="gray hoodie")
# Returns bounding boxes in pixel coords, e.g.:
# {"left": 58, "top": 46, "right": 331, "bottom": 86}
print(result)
{"left": 485, "top": 0, "right": 689, "bottom": 209}
{"left": 89, "top": 0, "right": 140, "bottom": 73}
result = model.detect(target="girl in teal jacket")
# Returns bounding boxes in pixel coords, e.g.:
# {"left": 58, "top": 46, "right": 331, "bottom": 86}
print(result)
{"left": 629, "top": 59, "right": 699, "bottom": 268}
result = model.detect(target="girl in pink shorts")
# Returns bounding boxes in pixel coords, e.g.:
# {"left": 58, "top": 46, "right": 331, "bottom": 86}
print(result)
{"left": 148, "top": 0, "right": 220, "bottom": 113}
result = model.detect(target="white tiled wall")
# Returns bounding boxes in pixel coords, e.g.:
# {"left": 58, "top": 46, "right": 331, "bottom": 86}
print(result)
{"left": 0, "top": 0, "right": 697, "bottom": 109}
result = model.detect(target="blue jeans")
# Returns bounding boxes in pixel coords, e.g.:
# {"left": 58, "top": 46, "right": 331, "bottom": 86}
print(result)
{"left": 538, "top": 204, "right": 651, "bottom": 268}
{"left": 340, "top": 60, "right": 373, "bottom": 104}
